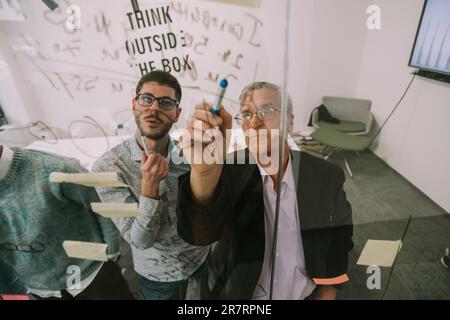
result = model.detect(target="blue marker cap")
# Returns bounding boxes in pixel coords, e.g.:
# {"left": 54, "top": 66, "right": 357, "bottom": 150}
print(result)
{"left": 211, "top": 79, "right": 229, "bottom": 115}
{"left": 219, "top": 79, "right": 228, "bottom": 89}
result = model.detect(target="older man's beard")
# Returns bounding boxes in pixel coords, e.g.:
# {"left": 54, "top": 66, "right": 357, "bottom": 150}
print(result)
{"left": 136, "top": 114, "right": 173, "bottom": 140}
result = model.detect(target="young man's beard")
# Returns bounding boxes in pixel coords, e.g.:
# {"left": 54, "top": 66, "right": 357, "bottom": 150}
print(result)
{"left": 136, "top": 115, "right": 172, "bottom": 140}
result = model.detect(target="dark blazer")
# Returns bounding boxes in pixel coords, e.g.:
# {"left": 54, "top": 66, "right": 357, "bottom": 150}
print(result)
{"left": 177, "top": 149, "right": 353, "bottom": 299}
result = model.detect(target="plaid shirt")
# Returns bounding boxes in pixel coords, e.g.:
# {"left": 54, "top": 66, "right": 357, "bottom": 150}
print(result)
{"left": 92, "top": 137, "right": 209, "bottom": 282}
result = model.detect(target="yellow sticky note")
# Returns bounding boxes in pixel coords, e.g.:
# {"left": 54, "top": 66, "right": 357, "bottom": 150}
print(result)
{"left": 357, "top": 239, "right": 402, "bottom": 267}
{"left": 63, "top": 241, "right": 108, "bottom": 262}
{"left": 91, "top": 203, "right": 140, "bottom": 218}
{"left": 50, "top": 172, "right": 127, "bottom": 188}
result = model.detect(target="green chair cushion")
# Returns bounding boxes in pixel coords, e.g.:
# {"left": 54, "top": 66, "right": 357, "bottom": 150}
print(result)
{"left": 311, "top": 126, "right": 372, "bottom": 151}
{"left": 318, "top": 120, "right": 366, "bottom": 133}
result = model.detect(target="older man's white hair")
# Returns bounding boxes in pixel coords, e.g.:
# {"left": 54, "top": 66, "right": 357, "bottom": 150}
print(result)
{"left": 238, "top": 82, "right": 293, "bottom": 113}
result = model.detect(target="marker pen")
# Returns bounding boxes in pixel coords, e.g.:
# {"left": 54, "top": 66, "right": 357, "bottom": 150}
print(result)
{"left": 210, "top": 79, "right": 228, "bottom": 116}
{"left": 140, "top": 135, "right": 150, "bottom": 156}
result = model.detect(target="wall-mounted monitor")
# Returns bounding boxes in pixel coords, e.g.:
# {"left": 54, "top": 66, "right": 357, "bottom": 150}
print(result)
{"left": 409, "top": 0, "right": 450, "bottom": 83}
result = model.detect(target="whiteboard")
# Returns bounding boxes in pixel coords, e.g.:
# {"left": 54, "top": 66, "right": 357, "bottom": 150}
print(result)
{"left": 0, "top": 0, "right": 287, "bottom": 139}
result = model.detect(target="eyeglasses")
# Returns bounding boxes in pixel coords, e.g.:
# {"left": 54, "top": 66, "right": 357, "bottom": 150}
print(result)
{"left": 234, "top": 105, "right": 280, "bottom": 125}
{"left": 135, "top": 93, "right": 179, "bottom": 111}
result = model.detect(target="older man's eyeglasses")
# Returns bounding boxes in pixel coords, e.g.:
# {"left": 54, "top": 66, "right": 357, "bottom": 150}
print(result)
{"left": 234, "top": 105, "right": 280, "bottom": 125}
{"left": 135, "top": 93, "right": 179, "bottom": 111}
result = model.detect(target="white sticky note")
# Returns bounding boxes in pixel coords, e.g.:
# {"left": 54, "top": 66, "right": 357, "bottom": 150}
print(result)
{"left": 91, "top": 203, "right": 140, "bottom": 218}
{"left": 49, "top": 172, "right": 127, "bottom": 188}
{"left": 63, "top": 241, "right": 108, "bottom": 262}
{"left": 207, "top": 0, "right": 261, "bottom": 7}
{"left": 357, "top": 239, "right": 402, "bottom": 267}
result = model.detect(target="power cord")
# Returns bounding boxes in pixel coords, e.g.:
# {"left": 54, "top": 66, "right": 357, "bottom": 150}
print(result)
{"left": 68, "top": 116, "right": 110, "bottom": 159}
{"left": 26, "top": 121, "right": 59, "bottom": 144}
{"left": 369, "top": 73, "right": 417, "bottom": 147}
{"left": 1, "top": 121, "right": 59, "bottom": 144}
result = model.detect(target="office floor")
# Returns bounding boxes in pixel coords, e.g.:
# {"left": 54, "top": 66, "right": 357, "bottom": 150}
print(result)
{"left": 119, "top": 150, "right": 450, "bottom": 300}
{"left": 331, "top": 150, "right": 450, "bottom": 300}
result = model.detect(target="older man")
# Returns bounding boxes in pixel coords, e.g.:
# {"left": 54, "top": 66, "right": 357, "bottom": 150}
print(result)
{"left": 177, "top": 82, "right": 354, "bottom": 300}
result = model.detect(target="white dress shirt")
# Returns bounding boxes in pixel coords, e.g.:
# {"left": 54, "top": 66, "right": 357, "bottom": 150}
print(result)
{"left": 252, "top": 154, "right": 316, "bottom": 300}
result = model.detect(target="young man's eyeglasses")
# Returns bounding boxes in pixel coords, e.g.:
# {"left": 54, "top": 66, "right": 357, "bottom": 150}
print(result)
{"left": 135, "top": 93, "right": 179, "bottom": 111}
{"left": 234, "top": 105, "right": 280, "bottom": 125}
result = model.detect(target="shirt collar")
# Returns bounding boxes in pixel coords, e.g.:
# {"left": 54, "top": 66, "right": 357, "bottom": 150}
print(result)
{"left": 257, "top": 152, "right": 296, "bottom": 194}
{"left": 256, "top": 163, "right": 270, "bottom": 178}
{"left": 0, "top": 146, "right": 14, "bottom": 180}
{"left": 283, "top": 154, "right": 296, "bottom": 192}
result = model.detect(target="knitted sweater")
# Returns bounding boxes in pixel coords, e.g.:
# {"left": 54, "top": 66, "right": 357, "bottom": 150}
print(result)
{"left": 0, "top": 148, "right": 119, "bottom": 291}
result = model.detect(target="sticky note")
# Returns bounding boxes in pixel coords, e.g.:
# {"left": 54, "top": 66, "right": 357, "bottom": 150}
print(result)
{"left": 207, "top": 0, "right": 261, "bottom": 8}
{"left": 63, "top": 241, "right": 108, "bottom": 262}
{"left": 91, "top": 203, "right": 140, "bottom": 218}
{"left": 357, "top": 239, "right": 402, "bottom": 267}
{"left": 49, "top": 172, "right": 127, "bottom": 188}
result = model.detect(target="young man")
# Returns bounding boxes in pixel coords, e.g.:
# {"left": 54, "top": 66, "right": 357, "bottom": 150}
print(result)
{"left": 0, "top": 145, "right": 134, "bottom": 299}
{"left": 177, "top": 82, "right": 354, "bottom": 300}
{"left": 92, "top": 70, "right": 209, "bottom": 300}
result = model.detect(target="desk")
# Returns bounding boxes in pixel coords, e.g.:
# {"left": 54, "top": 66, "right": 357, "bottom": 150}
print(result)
{"left": 26, "top": 136, "right": 131, "bottom": 171}
{"left": 291, "top": 130, "right": 327, "bottom": 158}
{"left": 26, "top": 133, "right": 302, "bottom": 170}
